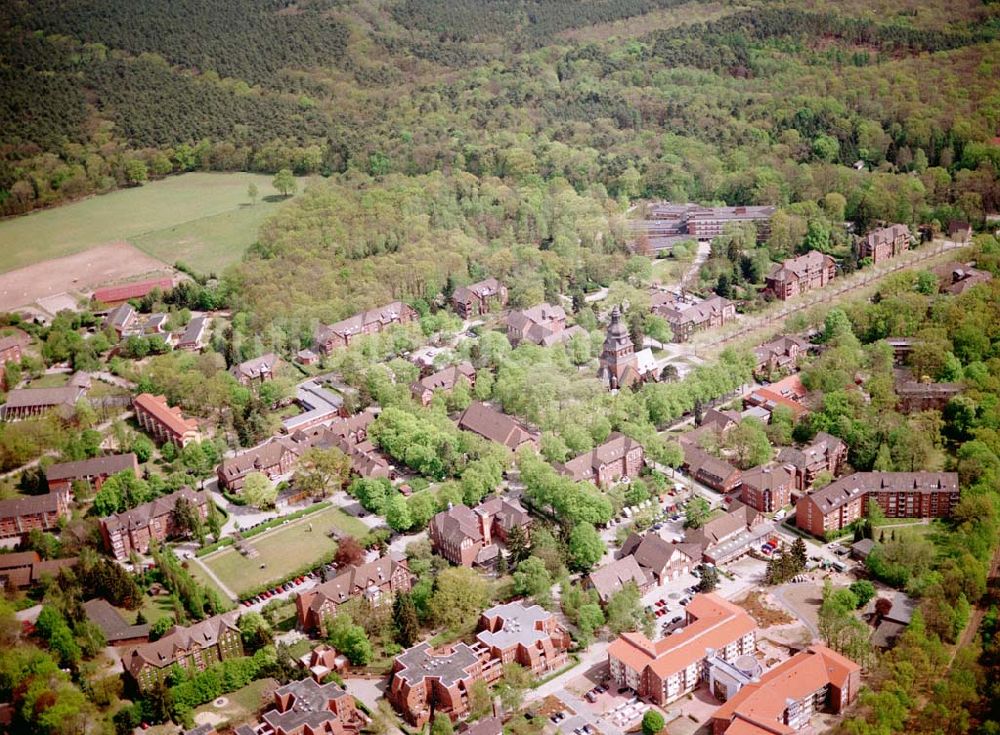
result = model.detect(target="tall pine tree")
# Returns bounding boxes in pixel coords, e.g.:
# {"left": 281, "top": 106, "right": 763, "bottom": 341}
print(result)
{"left": 393, "top": 592, "right": 420, "bottom": 648}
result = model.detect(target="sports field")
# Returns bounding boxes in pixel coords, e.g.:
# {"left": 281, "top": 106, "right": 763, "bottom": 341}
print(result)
{"left": 0, "top": 172, "right": 303, "bottom": 274}
{"left": 198, "top": 505, "right": 369, "bottom": 596}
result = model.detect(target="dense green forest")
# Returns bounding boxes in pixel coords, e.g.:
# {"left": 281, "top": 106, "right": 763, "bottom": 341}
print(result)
{"left": 1, "top": 0, "right": 999, "bottom": 222}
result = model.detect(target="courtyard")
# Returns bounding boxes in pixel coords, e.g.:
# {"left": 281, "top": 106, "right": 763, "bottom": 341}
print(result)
{"left": 197, "top": 505, "right": 369, "bottom": 596}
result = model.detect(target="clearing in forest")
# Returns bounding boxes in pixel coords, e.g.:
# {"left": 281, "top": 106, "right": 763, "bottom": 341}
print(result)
{"left": 0, "top": 172, "right": 301, "bottom": 275}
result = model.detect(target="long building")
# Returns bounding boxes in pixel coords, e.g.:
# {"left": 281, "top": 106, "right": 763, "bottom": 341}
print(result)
{"left": 133, "top": 393, "right": 201, "bottom": 447}
{"left": 0, "top": 490, "right": 71, "bottom": 539}
{"left": 629, "top": 203, "right": 776, "bottom": 253}
{"left": 389, "top": 602, "right": 569, "bottom": 726}
{"left": 710, "top": 645, "right": 861, "bottom": 735}
{"left": 314, "top": 302, "right": 418, "bottom": 354}
{"left": 555, "top": 432, "right": 644, "bottom": 488}
{"left": 776, "top": 432, "right": 847, "bottom": 493}
{"left": 607, "top": 593, "right": 757, "bottom": 706}
{"left": 796, "top": 472, "right": 959, "bottom": 538}
{"left": 650, "top": 291, "right": 736, "bottom": 343}
{"left": 235, "top": 677, "right": 365, "bottom": 735}
{"left": 46, "top": 453, "right": 139, "bottom": 494}
{"left": 122, "top": 611, "right": 242, "bottom": 690}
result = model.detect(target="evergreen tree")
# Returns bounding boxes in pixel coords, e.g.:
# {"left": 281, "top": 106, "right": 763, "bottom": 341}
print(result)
{"left": 790, "top": 537, "right": 807, "bottom": 569}
{"left": 393, "top": 592, "right": 420, "bottom": 648}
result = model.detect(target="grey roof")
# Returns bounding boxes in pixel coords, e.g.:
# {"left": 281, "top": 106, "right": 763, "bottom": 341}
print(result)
{"left": 230, "top": 353, "right": 279, "bottom": 381}
{"left": 261, "top": 677, "right": 352, "bottom": 733}
{"left": 305, "top": 556, "right": 408, "bottom": 612}
{"left": 82, "top": 598, "right": 150, "bottom": 643}
{"left": 620, "top": 532, "right": 694, "bottom": 575}
{"left": 767, "top": 251, "right": 835, "bottom": 283}
{"left": 458, "top": 402, "right": 537, "bottom": 451}
{"left": 393, "top": 640, "right": 480, "bottom": 687}
{"left": 316, "top": 301, "right": 413, "bottom": 343}
{"left": 431, "top": 503, "right": 483, "bottom": 547}
{"left": 124, "top": 610, "right": 240, "bottom": 675}
{"left": 101, "top": 487, "right": 206, "bottom": 534}
{"left": 46, "top": 453, "right": 137, "bottom": 482}
{"left": 557, "top": 433, "right": 642, "bottom": 482}
{"left": 777, "top": 432, "right": 845, "bottom": 470}
{"left": 478, "top": 602, "right": 554, "bottom": 652}
{"left": 0, "top": 492, "right": 65, "bottom": 519}
{"left": 740, "top": 464, "right": 793, "bottom": 492}
{"left": 177, "top": 316, "right": 208, "bottom": 347}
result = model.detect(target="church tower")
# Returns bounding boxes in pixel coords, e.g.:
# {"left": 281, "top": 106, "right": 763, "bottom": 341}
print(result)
{"left": 598, "top": 305, "right": 638, "bottom": 390}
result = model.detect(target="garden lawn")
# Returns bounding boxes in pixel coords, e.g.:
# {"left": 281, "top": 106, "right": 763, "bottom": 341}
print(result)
{"left": 200, "top": 505, "right": 368, "bottom": 596}
{"left": 192, "top": 677, "right": 276, "bottom": 725}
{"left": 0, "top": 172, "right": 303, "bottom": 274}
{"left": 137, "top": 592, "right": 177, "bottom": 624}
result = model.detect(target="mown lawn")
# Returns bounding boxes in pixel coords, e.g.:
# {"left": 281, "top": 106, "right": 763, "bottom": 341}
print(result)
{"left": 200, "top": 505, "right": 368, "bottom": 596}
{"left": 0, "top": 172, "right": 303, "bottom": 274}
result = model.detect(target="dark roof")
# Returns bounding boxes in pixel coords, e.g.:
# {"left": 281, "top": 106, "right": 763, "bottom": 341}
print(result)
{"left": 123, "top": 611, "right": 239, "bottom": 675}
{"left": 261, "top": 677, "right": 352, "bottom": 734}
{"left": 82, "top": 598, "right": 150, "bottom": 643}
{"left": 46, "top": 453, "right": 137, "bottom": 482}
{"left": 176, "top": 316, "right": 208, "bottom": 347}
{"left": 230, "top": 353, "right": 280, "bottom": 381}
{"left": 557, "top": 432, "right": 643, "bottom": 482}
{"left": 0, "top": 492, "right": 64, "bottom": 519}
{"left": 587, "top": 556, "right": 650, "bottom": 601}
{"left": 218, "top": 440, "right": 299, "bottom": 482}
{"left": 805, "top": 472, "right": 958, "bottom": 514}
{"left": 740, "top": 464, "right": 793, "bottom": 492}
{"left": 431, "top": 503, "right": 483, "bottom": 548}
{"left": 458, "top": 402, "right": 537, "bottom": 451}
{"left": 462, "top": 716, "right": 504, "bottom": 735}
{"left": 305, "top": 556, "right": 408, "bottom": 612}
{"left": 102, "top": 487, "right": 206, "bottom": 533}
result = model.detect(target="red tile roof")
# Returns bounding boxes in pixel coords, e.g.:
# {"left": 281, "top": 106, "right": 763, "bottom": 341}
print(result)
{"left": 92, "top": 278, "right": 173, "bottom": 304}
{"left": 133, "top": 393, "right": 199, "bottom": 437}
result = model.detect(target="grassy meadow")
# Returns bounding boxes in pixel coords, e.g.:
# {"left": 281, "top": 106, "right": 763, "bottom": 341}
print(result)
{"left": 0, "top": 172, "right": 302, "bottom": 274}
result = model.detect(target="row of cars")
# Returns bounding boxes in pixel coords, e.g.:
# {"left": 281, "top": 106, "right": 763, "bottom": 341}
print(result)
{"left": 241, "top": 573, "right": 313, "bottom": 606}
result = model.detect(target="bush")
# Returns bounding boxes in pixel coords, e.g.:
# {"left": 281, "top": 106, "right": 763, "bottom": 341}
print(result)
{"left": 642, "top": 710, "right": 665, "bottom": 735}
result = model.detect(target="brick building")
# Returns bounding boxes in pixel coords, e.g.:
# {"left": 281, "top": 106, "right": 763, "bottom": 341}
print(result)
{"left": 681, "top": 445, "right": 742, "bottom": 494}
{"left": 739, "top": 464, "right": 794, "bottom": 513}
{"left": 765, "top": 252, "right": 836, "bottom": 300}
{"left": 217, "top": 438, "right": 300, "bottom": 492}
{"left": 457, "top": 402, "right": 539, "bottom": 453}
{"left": 607, "top": 594, "right": 757, "bottom": 706}
{"left": 710, "top": 645, "right": 861, "bottom": 735}
{"left": 235, "top": 677, "right": 365, "bottom": 735}
{"left": 619, "top": 532, "right": 698, "bottom": 584}
{"left": 682, "top": 503, "right": 770, "bottom": 565}
{"left": 585, "top": 556, "right": 654, "bottom": 603}
{"left": 46, "top": 453, "right": 139, "bottom": 495}
{"left": 895, "top": 372, "right": 962, "bottom": 413}
{"left": 506, "top": 304, "right": 586, "bottom": 347}
{"left": 859, "top": 224, "right": 911, "bottom": 265}
{"left": 628, "top": 203, "right": 775, "bottom": 254}
{"left": 295, "top": 555, "right": 413, "bottom": 634}
{"left": 597, "top": 306, "right": 640, "bottom": 389}
{"left": 0, "top": 490, "right": 71, "bottom": 539}
{"left": 314, "top": 302, "right": 418, "bottom": 354}
{"left": 411, "top": 362, "right": 476, "bottom": 406}
{"left": 122, "top": 611, "right": 242, "bottom": 690}
{"left": 0, "top": 551, "right": 77, "bottom": 590}
{"left": 100, "top": 487, "right": 209, "bottom": 560}
{"left": 0, "top": 332, "right": 25, "bottom": 389}
{"left": 133, "top": 393, "right": 201, "bottom": 447}
{"left": 650, "top": 291, "right": 736, "bottom": 343}
{"left": 230, "top": 353, "right": 281, "bottom": 385}
{"left": 82, "top": 599, "right": 151, "bottom": 646}
{"left": 777, "top": 432, "right": 847, "bottom": 492}
{"left": 429, "top": 497, "right": 531, "bottom": 567}
{"left": 389, "top": 602, "right": 569, "bottom": 726}
{"left": 555, "top": 432, "right": 644, "bottom": 487}
{"left": 795, "top": 472, "right": 959, "bottom": 538}
{"left": 452, "top": 278, "right": 508, "bottom": 318}
{"left": 753, "top": 335, "right": 808, "bottom": 377}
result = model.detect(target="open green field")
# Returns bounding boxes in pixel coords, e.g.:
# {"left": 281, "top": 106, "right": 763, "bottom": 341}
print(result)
{"left": 0, "top": 172, "right": 303, "bottom": 274}
{"left": 200, "top": 506, "right": 368, "bottom": 596}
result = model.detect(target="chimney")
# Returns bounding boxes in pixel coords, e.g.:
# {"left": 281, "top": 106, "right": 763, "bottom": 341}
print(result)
{"left": 479, "top": 510, "right": 492, "bottom": 547}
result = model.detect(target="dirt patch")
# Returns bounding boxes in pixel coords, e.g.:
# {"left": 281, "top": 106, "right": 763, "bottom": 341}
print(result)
{"left": 0, "top": 242, "right": 173, "bottom": 312}
{"left": 736, "top": 591, "right": 795, "bottom": 627}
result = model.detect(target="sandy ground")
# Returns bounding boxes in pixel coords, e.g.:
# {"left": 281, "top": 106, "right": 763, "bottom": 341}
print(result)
{"left": 0, "top": 241, "right": 172, "bottom": 312}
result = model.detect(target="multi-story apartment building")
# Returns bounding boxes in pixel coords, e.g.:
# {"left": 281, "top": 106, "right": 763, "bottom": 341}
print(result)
{"left": 429, "top": 498, "right": 532, "bottom": 568}
{"left": 555, "top": 432, "right": 644, "bottom": 488}
{"left": 314, "top": 302, "right": 419, "bottom": 354}
{"left": 777, "top": 432, "right": 846, "bottom": 492}
{"left": 411, "top": 362, "right": 476, "bottom": 406}
{"left": 739, "top": 464, "right": 794, "bottom": 513}
{"left": 133, "top": 393, "right": 202, "bottom": 447}
{"left": 235, "top": 677, "right": 365, "bottom": 735}
{"left": 681, "top": 445, "right": 742, "bottom": 494}
{"left": 506, "top": 304, "right": 587, "bottom": 347}
{"left": 295, "top": 555, "right": 413, "bottom": 634}
{"left": 859, "top": 224, "right": 911, "bottom": 265}
{"left": 451, "top": 278, "right": 508, "bottom": 318}
{"left": 389, "top": 602, "right": 569, "bottom": 726}
{"left": 0, "top": 490, "right": 71, "bottom": 539}
{"left": 711, "top": 645, "right": 861, "bottom": 735}
{"left": 100, "top": 487, "right": 209, "bottom": 560}
{"left": 607, "top": 594, "right": 757, "bottom": 706}
{"left": 122, "top": 611, "right": 243, "bottom": 690}
{"left": 764, "top": 251, "right": 836, "bottom": 300}
{"left": 229, "top": 353, "right": 281, "bottom": 386}
{"left": 795, "top": 472, "right": 959, "bottom": 538}
{"left": 650, "top": 291, "right": 737, "bottom": 343}
{"left": 216, "top": 438, "right": 301, "bottom": 492}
